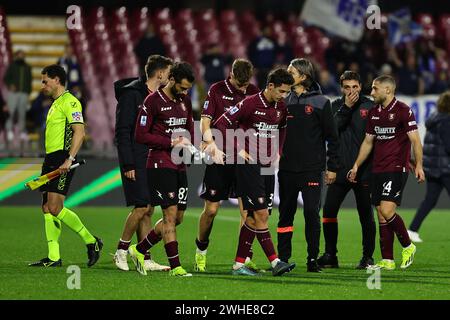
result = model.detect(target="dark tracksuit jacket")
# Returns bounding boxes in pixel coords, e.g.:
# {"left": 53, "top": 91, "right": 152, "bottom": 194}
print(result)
{"left": 277, "top": 83, "right": 340, "bottom": 262}
{"left": 114, "top": 77, "right": 151, "bottom": 206}
{"left": 322, "top": 95, "right": 376, "bottom": 257}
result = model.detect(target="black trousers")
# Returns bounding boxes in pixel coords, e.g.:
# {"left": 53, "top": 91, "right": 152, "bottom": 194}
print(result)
{"left": 277, "top": 170, "right": 323, "bottom": 262}
{"left": 410, "top": 174, "right": 450, "bottom": 231}
{"left": 322, "top": 181, "right": 376, "bottom": 258}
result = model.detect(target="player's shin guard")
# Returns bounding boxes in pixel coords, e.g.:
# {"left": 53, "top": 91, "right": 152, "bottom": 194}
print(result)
{"left": 235, "top": 223, "right": 256, "bottom": 263}
{"left": 379, "top": 222, "right": 394, "bottom": 260}
{"left": 44, "top": 213, "right": 61, "bottom": 261}
{"left": 386, "top": 213, "right": 411, "bottom": 247}
{"left": 56, "top": 207, "right": 96, "bottom": 244}
{"left": 256, "top": 228, "right": 278, "bottom": 263}
{"left": 277, "top": 226, "right": 293, "bottom": 262}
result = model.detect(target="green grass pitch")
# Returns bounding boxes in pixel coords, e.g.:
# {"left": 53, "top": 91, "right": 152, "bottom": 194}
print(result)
{"left": 1, "top": 206, "right": 449, "bottom": 300}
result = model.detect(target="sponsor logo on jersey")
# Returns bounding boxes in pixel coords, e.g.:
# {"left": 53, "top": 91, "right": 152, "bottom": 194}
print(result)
{"left": 166, "top": 117, "right": 187, "bottom": 126}
{"left": 371, "top": 116, "right": 380, "bottom": 120}
{"left": 375, "top": 126, "right": 396, "bottom": 134}
{"left": 161, "top": 106, "right": 172, "bottom": 111}
{"left": 255, "top": 110, "right": 266, "bottom": 116}
{"left": 408, "top": 121, "right": 417, "bottom": 126}
{"left": 305, "top": 105, "right": 313, "bottom": 115}
{"left": 222, "top": 95, "right": 234, "bottom": 101}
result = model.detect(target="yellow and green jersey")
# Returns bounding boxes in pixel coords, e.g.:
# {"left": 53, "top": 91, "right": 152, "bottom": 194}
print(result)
{"left": 45, "top": 91, "right": 84, "bottom": 154}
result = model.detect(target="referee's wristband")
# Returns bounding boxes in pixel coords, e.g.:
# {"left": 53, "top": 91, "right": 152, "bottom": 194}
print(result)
{"left": 68, "top": 155, "right": 76, "bottom": 161}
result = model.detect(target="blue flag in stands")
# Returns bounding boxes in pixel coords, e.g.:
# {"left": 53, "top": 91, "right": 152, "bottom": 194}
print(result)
{"left": 388, "top": 8, "right": 423, "bottom": 46}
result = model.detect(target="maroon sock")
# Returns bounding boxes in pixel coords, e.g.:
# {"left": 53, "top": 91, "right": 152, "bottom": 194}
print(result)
{"left": 136, "top": 229, "right": 162, "bottom": 254}
{"left": 165, "top": 241, "right": 181, "bottom": 269}
{"left": 379, "top": 223, "right": 394, "bottom": 260}
{"left": 235, "top": 223, "right": 256, "bottom": 263}
{"left": 117, "top": 239, "right": 131, "bottom": 251}
{"left": 195, "top": 238, "right": 209, "bottom": 251}
{"left": 256, "top": 228, "right": 278, "bottom": 263}
{"left": 387, "top": 213, "right": 411, "bottom": 248}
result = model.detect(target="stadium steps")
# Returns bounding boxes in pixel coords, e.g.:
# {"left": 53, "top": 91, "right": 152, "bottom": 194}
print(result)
{"left": 6, "top": 15, "right": 68, "bottom": 99}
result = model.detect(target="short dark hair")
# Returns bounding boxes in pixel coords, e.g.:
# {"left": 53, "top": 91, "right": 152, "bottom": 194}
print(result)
{"left": 266, "top": 68, "right": 295, "bottom": 87}
{"left": 170, "top": 61, "right": 195, "bottom": 84}
{"left": 41, "top": 64, "right": 67, "bottom": 86}
{"left": 339, "top": 70, "right": 361, "bottom": 86}
{"left": 374, "top": 75, "right": 396, "bottom": 88}
{"left": 232, "top": 59, "right": 253, "bottom": 84}
{"left": 290, "top": 58, "right": 315, "bottom": 89}
{"left": 437, "top": 90, "right": 450, "bottom": 114}
{"left": 145, "top": 55, "right": 173, "bottom": 79}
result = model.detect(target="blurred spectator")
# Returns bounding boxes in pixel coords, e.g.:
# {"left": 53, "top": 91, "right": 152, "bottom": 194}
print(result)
{"left": 57, "top": 44, "right": 84, "bottom": 90}
{"left": 134, "top": 23, "right": 166, "bottom": 77}
{"left": 200, "top": 43, "right": 233, "bottom": 90}
{"left": 430, "top": 70, "right": 450, "bottom": 94}
{"left": 247, "top": 26, "right": 278, "bottom": 88}
{"left": 416, "top": 40, "right": 437, "bottom": 93}
{"left": 0, "top": 90, "right": 7, "bottom": 136}
{"left": 407, "top": 90, "right": 450, "bottom": 243}
{"left": 319, "top": 69, "right": 340, "bottom": 96}
{"left": 396, "top": 52, "right": 425, "bottom": 95}
{"left": 26, "top": 92, "right": 52, "bottom": 134}
{"left": 3, "top": 50, "right": 32, "bottom": 142}
{"left": 275, "top": 35, "right": 294, "bottom": 66}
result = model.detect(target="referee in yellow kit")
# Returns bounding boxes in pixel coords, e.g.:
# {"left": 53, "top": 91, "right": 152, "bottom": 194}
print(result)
{"left": 29, "top": 64, "right": 102, "bottom": 268}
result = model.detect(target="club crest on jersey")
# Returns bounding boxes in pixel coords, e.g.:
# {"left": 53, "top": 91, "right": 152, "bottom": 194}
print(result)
{"left": 360, "top": 109, "right": 368, "bottom": 119}
{"left": 140, "top": 115, "right": 147, "bottom": 126}
{"left": 388, "top": 113, "right": 395, "bottom": 121}
{"left": 258, "top": 197, "right": 265, "bottom": 204}
{"left": 168, "top": 192, "right": 175, "bottom": 199}
{"left": 305, "top": 105, "right": 313, "bottom": 115}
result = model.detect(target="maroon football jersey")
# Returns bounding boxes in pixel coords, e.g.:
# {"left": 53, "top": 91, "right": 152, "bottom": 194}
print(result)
{"left": 135, "top": 88, "right": 194, "bottom": 171}
{"left": 201, "top": 78, "right": 259, "bottom": 125}
{"left": 366, "top": 98, "right": 418, "bottom": 173}
{"left": 215, "top": 91, "right": 287, "bottom": 166}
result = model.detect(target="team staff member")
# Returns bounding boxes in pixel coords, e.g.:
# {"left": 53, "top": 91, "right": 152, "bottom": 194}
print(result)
{"left": 128, "top": 62, "right": 196, "bottom": 277}
{"left": 194, "top": 59, "right": 260, "bottom": 272}
{"left": 29, "top": 65, "right": 102, "bottom": 267}
{"left": 113, "top": 55, "right": 172, "bottom": 272}
{"left": 349, "top": 75, "right": 424, "bottom": 270}
{"left": 318, "top": 71, "right": 376, "bottom": 270}
{"left": 215, "top": 68, "right": 296, "bottom": 276}
{"left": 277, "top": 58, "right": 340, "bottom": 272}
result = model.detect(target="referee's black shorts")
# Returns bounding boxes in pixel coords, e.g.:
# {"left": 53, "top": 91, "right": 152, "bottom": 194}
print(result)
{"left": 120, "top": 164, "right": 150, "bottom": 208}
{"left": 236, "top": 164, "right": 274, "bottom": 213}
{"left": 39, "top": 150, "right": 76, "bottom": 196}
{"left": 200, "top": 163, "right": 237, "bottom": 202}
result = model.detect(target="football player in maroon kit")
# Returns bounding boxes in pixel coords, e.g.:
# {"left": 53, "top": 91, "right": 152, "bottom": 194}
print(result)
{"left": 194, "top": 59, "right": 261, "bottom": 273}
{"left": 349, "top": 75, "right": 425, "bottom": 270}
{"left": 128, "top": 62, "right": 196, "bottom": 277}
{"left": 215, "top": 68, "right": 296, "bottom": 276}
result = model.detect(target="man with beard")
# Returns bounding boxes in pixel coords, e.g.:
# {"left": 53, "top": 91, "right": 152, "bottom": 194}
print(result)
{"left": 113, "top": 55, "right": 173, "bottom": 272}
{"left": 128, "top": 62, "right": 195, "bottom": 277}
{"left": 348, "top": 75, "right": 425, "bottom": 270}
